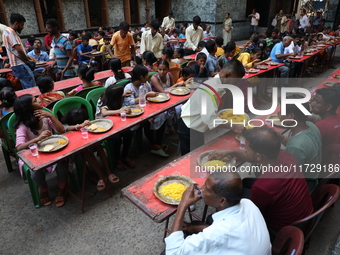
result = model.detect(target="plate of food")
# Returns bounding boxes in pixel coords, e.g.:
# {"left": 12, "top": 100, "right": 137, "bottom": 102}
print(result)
{"left": 266, "top": 61, "right": 278, "bottom": 66}
{"left": 183, "top": 56, "right": 193, "bottom": 60}
{"left": 36, "top": 61, "right": 46, "bottom": 65}
{"left": 90, "top": 51, "right": 102, "bottom": 55}
{"left": 267, "top": 114, "right": 282, "bottom": 127}
{"left": 169, "top": 87, "right": 190, "bottom": 96}
{"left": 318, "top": 44, "right": 326, "bottom": 47}
{"left": 304, "top": 53, "right": 312, "bottom": 56}
{"left": 324, "top": 82, "right": 335, "bottom": 87}
{"left": 37, "top": 135, "right": 69, "bottom": 152}
{"left": 86, "top": 119, "right": 113, "bottom": 133}
{"left": 153, "top": 174, "right": 195, "bottom": 205}
{"left": 257, "top": 65, "right": 268, "bottom": 70}
{"left": 334, "top": 74, "right": 340, "bottom": 79}
{"left": 126, "top": 106, "right": 144, "bottom": 117}
{"left": 248, "top": 68, "right": 259, "bottom": 73}
{"left": 147, "top": 93, "right": 170, "bottom": 103}
{"left": 289, "top": 56, "right": 303, "bottom": 59}
{"left": 197, "top": 150, "right": 236, "bottom": 169}
{"left": 218, "top": 109, "right": 249, "bottom": 124}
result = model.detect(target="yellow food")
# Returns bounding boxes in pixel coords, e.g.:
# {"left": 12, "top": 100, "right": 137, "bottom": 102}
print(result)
{"left": 202, "top": 160, "right": 227, "bottom": 168}
{"left": 88, "top": 124, "right": 98, "bottom": 131}
{"left": 96, "top": 127, "right": 106, "bottom": 132}
{"left": 132, "top": 108, "right": 143, "bottom": 113}
{"left": 43, "top": 144, "right": 55, "bottom": 152}
{"left": 160, "top": 182, "right": 188, "bottom": 200}
{"left": 245, "top": 124, "right": 255, "bottom": 129}
{"left": 219, "top": 110, "right": 248, "bottom": 123}
{"left": 56, "top": 140, "right": 67, "bottom": 145}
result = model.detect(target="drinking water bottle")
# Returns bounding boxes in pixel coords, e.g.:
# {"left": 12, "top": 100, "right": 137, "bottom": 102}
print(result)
{"left": 139, "top": 83, "right": 146, "bottom": 107}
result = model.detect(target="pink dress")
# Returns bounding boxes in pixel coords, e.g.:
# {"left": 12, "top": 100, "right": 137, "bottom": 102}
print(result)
{"left": 15, "top": 118, "right": 55, "bottom": 176}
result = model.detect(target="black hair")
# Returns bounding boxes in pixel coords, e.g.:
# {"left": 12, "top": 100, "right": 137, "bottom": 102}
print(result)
{"left": 98, "top": 85, "right": 124, "bottom": 110}
{"left": 131, "top": 65, "right": 148, "bottom": 82}
{"left": 223, "top": 59, "right": 245, "bottom": 78}
{"left": 13, "top": 94, "right": 39, "bottom": 135}
{"left": 78, "top": 64, "right": 95, "bottom": 82}
{"left": 198, "top": 41, "right": 206, "bottom": 48}
{"left": 82, "top": 36, "right": 90, "bottom": 42}
{"left": 46, "top": 18, "right": 59, "bottom": 28}
{"left": 162, "top": 47, "right": 173, "bottom": 59}
{"left": 250, "top": 46, "right": 262, "bottom": 54}
{"left": 196, "top": 52, "right": 207, "bottom": 60}
{"left": 223, "top": 41, "right": 236, "bottom": 53}
{"left": 61, "top": 108, "right": 89, "bottom": 125}
{"left": 109, "top": 58, "right": 126, "bottom": 81}
{"left": 119, "top": 22, "right": 130, "bottom": 31}
{"left": 27, "top": 35, "right": 36, "bottom": 46}
{"left": 69, "top": 31, "right": 78, "bottom": 38}
{"left": 98, "top": 31, "right": 105, "bottom": 37}
{"left": 272, "top": 29, "right": 279, "bottom": 34}
{"left": 174, "top": 48, "right": 184, "bottom": 58}
{"left": 315, "top": 88, "right": 340, "bottom": 112}
{"left": 103, "top": 36, "right": 110, "bottom": 41}
{"left": 182, "top": 22, "right": 188, "bottom": 28}
{"left": 210, "top": 172, "right": 243, "bottom": 207}
{"left": 182, "top": 66, "right": 195, "bottom": 77}
{"left": 174, "top": 29, "right": 180, "bottom": 35}
{"left": 257, "top": 40, "right": 267, "bottom": 51}
{"left": 10, "top": 13, "right": 26, "bottom": 25}
{"left": 36, "top": 75, "right": 54, "bottom": 94}
{"left": 142, "top": 51, "right": 157, "bottom": 66}
{"left": 205, "top": 40, "right": 216, "bottom": 54}
{"left": 151, "top": 19, "right": 160, "bottom": 30}
{"left": 215, "top": 36, "right": 224, "bottom": 47}
{"left": 193, "top": 16, "right": 201, "bottom": 25}
{"left": 0, "top": 87, "right": 16, "bottom": 108}
{"left": 244, "top": 126, "right": 281, "bottom": 160}
{"left": 285, "top": 95, "right": 309, "bottom": 121}
{"left": 157, "top": 59, "right": 170, "bottom": 69}
{"left": 250, "top": 34, "right": 259, "bottom": 44}
{"left": 85, "top": 32, "right": 93, "bottom": 38}
{"left": 265, "top": 30, "right": 272, "bottom": 38}
{"left": 33, "top": 38, "right": 42, "bottom": 44}
{"left": 169, "top": 11, "right": 173, "bottom": 16}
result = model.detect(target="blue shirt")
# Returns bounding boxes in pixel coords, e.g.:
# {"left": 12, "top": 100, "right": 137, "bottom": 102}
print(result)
{"left": 27, "top": 50, "right": 49, "bottom": 71}
{"left": 77, "top": 44, "right": 93, "bottom": 64}
{"left": 205, "top": 54, "right": 219, "bottom": 74}
{"left": 270, "top": 42, "right": 285, "bottom": 63}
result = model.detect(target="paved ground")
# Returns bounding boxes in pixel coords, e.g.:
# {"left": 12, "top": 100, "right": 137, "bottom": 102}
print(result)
{"left": 0, "top": 44, "right": 340, "bottom": 255}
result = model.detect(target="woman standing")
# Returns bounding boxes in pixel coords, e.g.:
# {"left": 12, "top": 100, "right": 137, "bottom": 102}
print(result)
{"left": 275, "top": 10, "right": 284, "bottom": 31}
{"left": 223, "top": 13, "right": 232, "bottom": 45}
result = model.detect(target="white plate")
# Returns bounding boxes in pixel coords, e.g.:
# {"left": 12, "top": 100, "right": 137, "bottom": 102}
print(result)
{"left": 169, "top": 87, "right": 190, "bottom": 96}
{"left": 126, "top": 106, "right": 144, "bottom": 117}
{"left": 86, "top": 119, "right": 113, "bottom": 133}
{"left": 197, "top": 150, "right": 236, "bottom": 168}
{"left": 37, "top": 135, "right": 69, "bottom": 152}
{"left": 147, "top": 93, "right": 170, "bottom": 103}
{"left": 36, "top": 61, "right": 46, "bottom": 65}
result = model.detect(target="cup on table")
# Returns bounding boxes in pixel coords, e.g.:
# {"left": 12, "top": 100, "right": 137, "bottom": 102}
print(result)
{"left": 120, "top": 111, "right": 126, "bottom": 121}
{"left": 28, "top": 143, "right": 38, "bottom": 156}
{"left": 164, "top": 88, "right": 170, "bottom": 94}
{"left": 80, "top": 127, "right": 88, "bottom": 139}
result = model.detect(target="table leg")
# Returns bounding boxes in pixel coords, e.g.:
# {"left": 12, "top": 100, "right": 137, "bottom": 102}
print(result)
{"left": 164, "top": 218, "right": 170, "bottom": 239}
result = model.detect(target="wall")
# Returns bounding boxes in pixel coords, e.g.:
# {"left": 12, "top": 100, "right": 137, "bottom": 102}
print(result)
{"left": 3, "top": 0, "right": 39, "bottom": 35}
{"left": 62, "top": 0, "right": 87, "bottom": 31}
{"left": 139, "top": 0, "right": 155, "bottom": 24}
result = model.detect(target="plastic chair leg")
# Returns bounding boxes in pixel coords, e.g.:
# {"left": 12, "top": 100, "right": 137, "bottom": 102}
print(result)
{"left": 2, "top": 146, "right": 13, "bottom": 172}
{"left": 23, "top": 165, "right": 41, "bottom": 208}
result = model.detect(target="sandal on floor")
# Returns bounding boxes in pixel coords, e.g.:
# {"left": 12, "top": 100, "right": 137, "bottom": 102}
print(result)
{"left": 122, "top": 158, "right": 136, "bottom": 168}
{"left": 151, "top": 149, "right": 169, "bottom": 157}
{"left": 39, "top": 190, "right": 52, "bottom": 206}
{"left": 97, "top": 179, "right": 106, "bottom": 191}
{"left": 108, "top": 174, "right": 119, "bottom": 183}
{"left": 162, "top": 144, "right": 169, "bottom": 152}
{"left": 55, "top": 195, "right": 66, "bottom": 207}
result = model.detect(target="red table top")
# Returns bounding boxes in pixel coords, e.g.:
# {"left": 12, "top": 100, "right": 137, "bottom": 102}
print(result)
{"left": 122, "top": 108, "right": 286, "bottom": 223}
{"left": 244, "top": 63, "right": 284, "bottom": 79}
{"left": 15, "top": 70, "right": 113, "bottom": 97}
{"left": 17, "top": 92, "right": 191, "bottom": 171}
{"left": 311, "top": 68, "right": 340, "bottom": 92}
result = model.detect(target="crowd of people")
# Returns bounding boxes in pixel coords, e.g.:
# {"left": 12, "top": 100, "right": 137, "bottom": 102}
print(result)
{"left": 0, "top": 9, "right": 340, "bottom": 254}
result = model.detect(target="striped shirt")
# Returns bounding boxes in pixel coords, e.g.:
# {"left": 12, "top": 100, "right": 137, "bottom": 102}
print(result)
{"left": 3, "top": 27, "right": 25, "bottom": 67}
{"left": 51, "top": 35, "right": 76, "bottom": 77}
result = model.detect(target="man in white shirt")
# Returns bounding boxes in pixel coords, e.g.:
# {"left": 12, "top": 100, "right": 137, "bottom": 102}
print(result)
{"left": 161, "top": 11, "right": 175, "bottom": 32}
{"left": 203, "top": 25, "right": 213, "bottom": 38}
{"left": 249, "top": 9, "right": 260, "bottom": 34}
{"left": 140, "top": 19, "right": 163, "bottom": 58}
{"left": 184, "top": 16, "right": 204, "bottom": 55}
{"left": 165, "top": 172, "right": 272, "bottom": 255}
{"left": 299, "top": 9, "right": 309, "bottom": 31}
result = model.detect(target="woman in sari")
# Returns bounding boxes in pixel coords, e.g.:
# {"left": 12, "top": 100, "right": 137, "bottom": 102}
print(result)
{"left": 223, "top": 13, "right": 232, "bottom": 44}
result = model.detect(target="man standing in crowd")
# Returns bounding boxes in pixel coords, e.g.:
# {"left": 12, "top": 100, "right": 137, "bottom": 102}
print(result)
{"left": 161, "top": 11, "right": 175, "bottom": 32}
{"left": 184, "top": 16, "right": 204, "bottom": 55}
{"left": 165, "top": 172, "right": 271, "bottom": 254}
{"left": 46, "top": 18, "right": 76, "bottom": 80}
{"left": 140, "top": 19, "right": 163, "bottom": 58}
{"left": 3, "top": 13, "right": 36, "bottom": 88}
{"left": 249, "top": 9, "right": 260, "bottom": 34}
{"left": 299, "top": 9, "right": 309, "bottom": 31}
{"left": 110, "top": 22, "right": 136, "bottom": 67}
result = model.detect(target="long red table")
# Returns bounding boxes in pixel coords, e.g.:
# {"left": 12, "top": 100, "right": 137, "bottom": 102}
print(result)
{"left": 0, "top": 61, "right": 55, "bottom": 76}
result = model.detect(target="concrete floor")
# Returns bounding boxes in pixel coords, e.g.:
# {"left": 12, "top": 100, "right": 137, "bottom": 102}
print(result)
{"left": 1, "top": 45, "right": 340, "bottom": 255}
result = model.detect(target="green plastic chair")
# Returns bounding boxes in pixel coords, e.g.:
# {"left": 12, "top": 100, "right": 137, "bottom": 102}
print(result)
{"left": 74, "top": 86, "right": 101, "bottom": 99}
{"left": 7, "top": 107, "right": 54, "bottom": 208}
{"left": 180, "top": 61, "right": 189, "bottom": 68}
{"left": 0, "top": 112, "right": 15, "bottom": 172}
{"left": 86, "top": 86, "right": 106, "bottom": 117}
{"left": 52, "top": 97, "right": 94, "bottom": 121}
{"left": 148, "top": 72, "right": 158, "bottom": 82}
{"left": 116, "top": 79, "right": 130, "bottom": 87}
